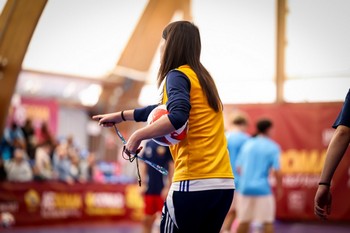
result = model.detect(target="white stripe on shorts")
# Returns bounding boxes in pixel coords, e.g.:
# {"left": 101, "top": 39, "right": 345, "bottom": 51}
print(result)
{"left": 164, "top": 211, "right": 174, "bottom": 233}
{"left": 166, "top": 189, "right": 178, "bottom": 228}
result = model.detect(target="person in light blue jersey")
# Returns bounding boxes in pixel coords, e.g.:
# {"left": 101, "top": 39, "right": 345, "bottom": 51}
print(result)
{"left": 221, "top": 112, "right": 250, "bottom": 233}
{"left": 226, "top": 113, "right": 250, "bottom": 189}
{"left": 236, "top": 118, "right": 282, "bottom": 233}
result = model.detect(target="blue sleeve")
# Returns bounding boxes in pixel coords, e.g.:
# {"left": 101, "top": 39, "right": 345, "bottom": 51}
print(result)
{"left": 134, "top": 104, "right": 158, "bottom": 122}
{"left": 166, "top": 70, "right": 191, "bottom": 130}
{"left": 271, "top": 144, "right": 281, "bottom": 170}
{"left": 333, "top": 89, "right": 350, "bottom": 128}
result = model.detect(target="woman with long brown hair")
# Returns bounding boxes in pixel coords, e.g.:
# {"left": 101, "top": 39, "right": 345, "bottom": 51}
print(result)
{"left": 93, "top": 21, "right": 234, "bottom": 232}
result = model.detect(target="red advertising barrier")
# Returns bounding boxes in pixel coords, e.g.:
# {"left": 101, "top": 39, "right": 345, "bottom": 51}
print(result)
{"left": 0, "top": 181, "right": 144, "bottom": 227}
{"left": 227, "top": 102, "right": 350, "bottom": 221}
{"left": 2, "top": 102, "right": 349, "bottom": 226}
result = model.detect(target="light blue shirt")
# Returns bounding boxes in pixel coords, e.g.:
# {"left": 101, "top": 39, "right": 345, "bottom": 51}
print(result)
{"left": 53, "top": 154, "right": 71, "bottom": 181}
{"left": 226, "top": 131, "right": 250, "bottom": 188}
{"left": 236, "top": 136, "right": 280, "bottom": 196}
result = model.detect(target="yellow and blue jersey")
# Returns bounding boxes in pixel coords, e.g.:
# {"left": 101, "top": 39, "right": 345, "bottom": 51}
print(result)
{"left": 162, "top": 65, "right": 233, "bottom": 182}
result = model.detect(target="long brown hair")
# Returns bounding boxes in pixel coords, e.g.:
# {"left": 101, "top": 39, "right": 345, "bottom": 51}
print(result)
{"left": 157, "top": 21, "right": 222, "bottom": 112}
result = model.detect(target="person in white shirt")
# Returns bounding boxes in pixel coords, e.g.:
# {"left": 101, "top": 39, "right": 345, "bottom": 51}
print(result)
{"left": 5, "top": 147, "right": 33, "bottom": 182}
{"left": 34, "top": 142, "right": 53, "bottom": 180}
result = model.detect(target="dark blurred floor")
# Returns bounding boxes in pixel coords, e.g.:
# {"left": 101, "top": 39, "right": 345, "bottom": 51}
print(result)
{"left": 274, "top": 220, "right": 350, "bottom": 233}
{"left": 1, "top": 221, "right": 142, "bottom": 233}
{"left": 2, "top": 220, "right": 350, "bottom": 233}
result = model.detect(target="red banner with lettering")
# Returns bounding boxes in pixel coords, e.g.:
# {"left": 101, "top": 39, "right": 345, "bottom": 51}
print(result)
{"left": 0, "top": 181, "right": 144, "bottom": 227}
{"left": 226, "top": 102, "right": 350, "bottom": 221}
{"left": 2, "top": 102, "right": 349, "bottom": 226}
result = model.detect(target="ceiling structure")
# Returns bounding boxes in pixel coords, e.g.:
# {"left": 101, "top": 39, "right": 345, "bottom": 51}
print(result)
{"left": 16, "top": 0, "right": 192, "bottom": 114}
{"left": 1, "top": 0, "right": 350, "bottom": 134}
{"left": 14, "top": 0, "right": 350, "bottom": 108}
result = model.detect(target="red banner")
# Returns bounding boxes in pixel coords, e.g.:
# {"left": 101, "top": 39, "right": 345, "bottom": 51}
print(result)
{"left": 9, "top": 97, "right": 58, "bottom": 137}
{"left": 2, "top": 102, "right": 349, "bottom": 226}
{"left": 226, "top": 102, "right": 350, "bottom": 221}
{"left": 0, "top": 181, "right": 144, "bottom": 227}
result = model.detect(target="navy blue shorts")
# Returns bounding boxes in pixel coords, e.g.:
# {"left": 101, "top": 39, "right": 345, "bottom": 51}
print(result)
{"left": 160, "top": 189, "right": 234, "bottom": 233}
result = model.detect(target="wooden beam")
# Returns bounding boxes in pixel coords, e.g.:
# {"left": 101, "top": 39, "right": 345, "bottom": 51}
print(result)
{"left": 98, "top": 0, "right": 192, "bottom": 112}
{"left": 276, "top": 0, "right": 287, "bottom": 103}
{"left": 0, "top": 0, "right": 47, "bottom": 133}
{"left": 178, "top": 0, "right": 192, "bottom": 21}
{"left": 117, "top": 0, "right": 178, "bottom": 72}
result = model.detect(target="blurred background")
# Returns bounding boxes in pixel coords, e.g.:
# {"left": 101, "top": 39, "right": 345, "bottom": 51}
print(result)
{"left": 0, "top": 0, "right": 349, "bottom": 232}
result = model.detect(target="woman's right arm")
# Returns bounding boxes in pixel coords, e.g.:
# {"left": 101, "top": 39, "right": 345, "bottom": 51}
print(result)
{"left": 92, "top": 104, "right": 158, "bottom": 127}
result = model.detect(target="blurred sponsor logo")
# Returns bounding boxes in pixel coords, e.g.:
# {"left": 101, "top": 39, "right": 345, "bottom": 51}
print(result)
{"left": 0, "top": 202, "right": 18, "bottom": 213}
{"left": 287, "top": 191, "right": 306, "bottom": 213}
{"left": 125, "top": 185, "right": 144, "bottom": 221}
{"left": 281, "top": 149, "right": 326, "bottom": 174}
{"left": 41, "top": 192, "right": 82, "bottom": 219}
{"left": 24, "top": 189, "right": 40, "bottom": 212}
{"left": 85, "top": 192, "right": 125, "bottom": 216}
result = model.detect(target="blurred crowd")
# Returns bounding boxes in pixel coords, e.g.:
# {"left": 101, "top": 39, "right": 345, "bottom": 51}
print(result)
{"left": 0, "top": 119, "right": 97, "bottom": 184}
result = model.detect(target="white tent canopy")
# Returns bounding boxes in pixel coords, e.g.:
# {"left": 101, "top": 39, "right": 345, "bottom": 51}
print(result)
{"left": 1, "top": 0, "right": 349, "bottom": 105}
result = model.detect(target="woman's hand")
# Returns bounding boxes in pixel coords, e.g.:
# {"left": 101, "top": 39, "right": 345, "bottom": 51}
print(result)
{"left": 92, "top": 112, "right": 122, "bottom": 127}
{"left": 314, "top": 185, "right": 332, "bottom": 220}
{"left": 125, "top": 130, "right": 144, "bottom": 155}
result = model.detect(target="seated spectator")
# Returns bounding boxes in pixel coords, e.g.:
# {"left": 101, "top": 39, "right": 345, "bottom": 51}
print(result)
{"left": 37, "top": 121, "right": 56, "bottom": 161}
{"left": 80, "top": 152, "right": 97, "bottom": 182}
{"left": 0, "top": 157, "right": 7, "bottom": 181}
{"left": 32, "top": 164, "right": 45, "bottom": 181}
{"left": 66, "top": 134, "right": 79, "bottom": 157}
{"left": 69, "top": 153, "right": 81, "bottom": 182}
{"left": 34, "top": 142, "right": 53, "bottom": 180}
{"left": 53, "top": 143, "right": 73, "bottom": 185}
{"left": 1, "top": 121, "right": 25, "bottom": 161}
{"left": 21, "top": 118, "right": 37, "bottom": 160}
{"left": 5, "top": 148, "right": 33, "bottom": 182}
